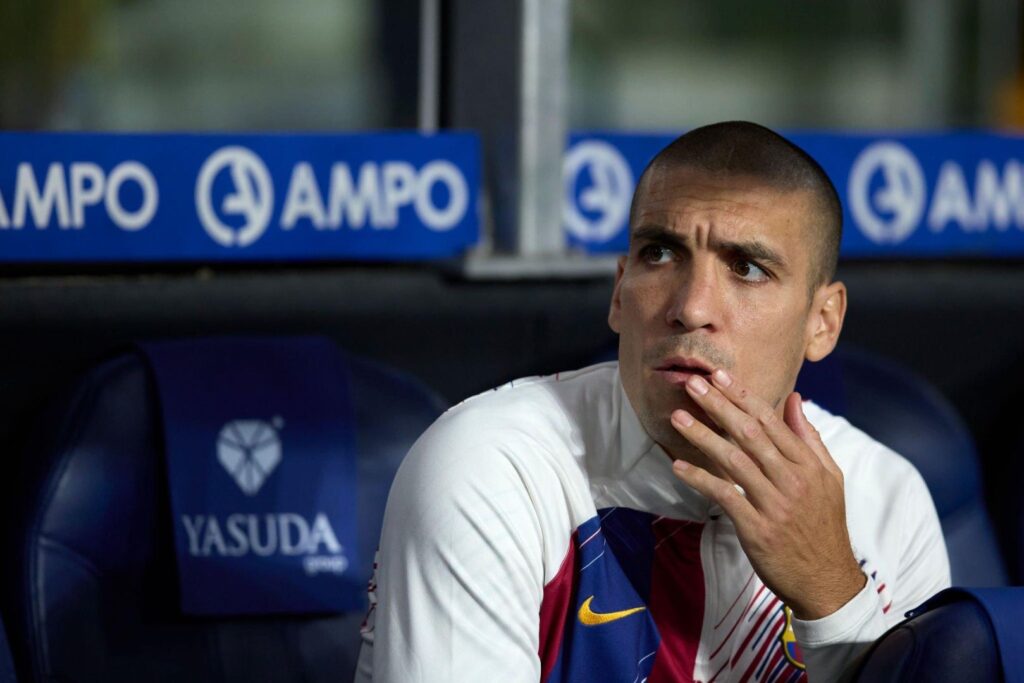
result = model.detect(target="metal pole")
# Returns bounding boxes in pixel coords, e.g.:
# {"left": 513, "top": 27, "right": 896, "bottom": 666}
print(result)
{"left": 446, "top": 0, "right": 570, "bottom": 258}
{"left": 905, "top": 0, "right": 956, "bottom": 126}
{"left": 418, "top": 0, "right": 440, "bottom": 133}
{"left": 516, "top": 0, "right": 569, "bottom": 256}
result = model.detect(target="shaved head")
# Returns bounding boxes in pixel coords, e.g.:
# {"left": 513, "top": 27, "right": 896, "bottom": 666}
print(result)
{"left": 630, "top": 121, "right": 842, "bottom": 290}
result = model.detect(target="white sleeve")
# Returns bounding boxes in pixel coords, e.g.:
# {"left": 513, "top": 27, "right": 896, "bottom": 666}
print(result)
{"left": 792, "top": 465, "right": 951, "bottom": 682}
{"left": 354, "top": 414, "right": 547, "bottom": 683}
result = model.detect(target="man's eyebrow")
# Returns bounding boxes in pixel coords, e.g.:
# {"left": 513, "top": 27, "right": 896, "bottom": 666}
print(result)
{"left": 717, "top": 239, "right": 788, "bottom": 270}
{"left": 631, "top": 225, "right": 787, "bottom": 270}
{"left": 631, "top": 225, "right": 687, "bottom": 250}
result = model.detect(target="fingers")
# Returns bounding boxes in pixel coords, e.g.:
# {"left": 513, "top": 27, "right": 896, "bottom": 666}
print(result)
{"left": 671, "top": 408, "right": 784, "bottom": 510}
{"left": 782, "top": 392, "right": 815, "bottom": 445}
{"left": 783, "top": 392, "right": 843, "bottom": 478}
{"left": 686, "top": 371, "right": 812, "bottom": 470}
{"left": 671, "top": 458, "right": 760, "bottom": 529}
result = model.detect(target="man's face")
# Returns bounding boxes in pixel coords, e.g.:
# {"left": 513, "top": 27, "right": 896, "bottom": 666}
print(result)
{"left": 609, "top": 165, "right": 826, "bottom": 460}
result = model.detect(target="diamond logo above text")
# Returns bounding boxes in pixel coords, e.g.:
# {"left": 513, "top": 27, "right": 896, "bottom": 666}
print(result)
{"left": 217, "top": 419, "right": 282, "bottom": 495}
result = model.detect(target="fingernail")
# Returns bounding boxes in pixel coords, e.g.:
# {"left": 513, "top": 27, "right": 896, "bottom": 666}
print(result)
{"left": 687, "top": 375, "right": 709, "bottom": 395}
{"left": 713, "top": 369, "right": 732, "bottom": 387}
{"left": 673, "top": 409, "right": 694, "bottom": 427}
{"left": 673, "top": 459, "right": 690, "bottom": 472}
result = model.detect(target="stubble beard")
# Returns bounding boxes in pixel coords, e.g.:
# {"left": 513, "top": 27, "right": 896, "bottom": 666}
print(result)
{"left": 650, "top": 333, "right": 733, "bottom": 452}
{"left": 622, "top": 333, "right": 736, "bottom": 466}
{"left": 639, "top": 387, "right": 714, "bottom": 465}
{"left": 641, "top": 334, "right": 735, "bottom": 375}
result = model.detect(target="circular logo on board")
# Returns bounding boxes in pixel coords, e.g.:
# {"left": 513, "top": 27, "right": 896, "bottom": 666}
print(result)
{"left": 563, "top": 140, "right": 634, "bottom": 243}
{"left": 195, "top": 146, "right": 274, "bottom": 247}
{"left": 847, "top": 141, "right": 926, "bottom": 245}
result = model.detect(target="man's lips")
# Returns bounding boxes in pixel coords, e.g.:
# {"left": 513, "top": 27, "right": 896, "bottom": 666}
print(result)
{"left": 654, "top": 357, "right": 713, "bottom": 386}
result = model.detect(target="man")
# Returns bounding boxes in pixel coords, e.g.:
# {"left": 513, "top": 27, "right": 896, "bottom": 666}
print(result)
{"left": 356, "top": 122, "right": 950, "bottom": 682}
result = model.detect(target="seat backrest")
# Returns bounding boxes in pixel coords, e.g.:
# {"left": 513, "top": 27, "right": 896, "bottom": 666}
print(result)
{"left": 797, "top": 345, "right": 1008, "bottom": 586}
{"left": 1, "top": 338, "right": 445, "bottom": 682}
{"left": 842, "top": 591, "right": 1003, "bottom": 682}
{"left": 0, "top": 613, "right": 16, "bottom": 683}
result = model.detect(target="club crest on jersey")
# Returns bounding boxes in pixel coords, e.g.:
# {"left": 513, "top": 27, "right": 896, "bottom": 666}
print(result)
{"left": 780, "top": 606, "right": 806, "bottom": 670}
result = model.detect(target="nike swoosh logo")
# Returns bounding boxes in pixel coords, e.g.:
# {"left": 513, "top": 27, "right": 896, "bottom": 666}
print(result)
{"left": 577, "top": 595, "right": 646, "bottom": 626}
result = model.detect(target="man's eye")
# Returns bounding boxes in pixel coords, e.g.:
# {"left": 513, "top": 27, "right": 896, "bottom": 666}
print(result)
{"left": 639, "top": 245, "right": 674, "bottom": 264}
{"left": 730, "top": 259, "right": 770, "bottom": 282}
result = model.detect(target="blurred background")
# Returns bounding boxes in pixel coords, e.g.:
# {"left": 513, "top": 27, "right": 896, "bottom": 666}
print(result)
{"left": 2, "top": 1, "right": 1024, "bottom": 678}
{"left": 4, "top": 0, "right": 1023, "bottom": 130}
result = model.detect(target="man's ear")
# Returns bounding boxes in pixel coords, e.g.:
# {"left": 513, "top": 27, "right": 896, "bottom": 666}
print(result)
{"left": 608, "top": 256, "right": 627, "bottom": 334}
{"left": 805, "top": 280, "right": 847, "bottom": 362}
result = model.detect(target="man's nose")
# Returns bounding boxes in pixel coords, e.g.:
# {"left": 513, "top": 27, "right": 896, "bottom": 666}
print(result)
{"left": 665, "top": 258, "right": 722, "bottom": 331}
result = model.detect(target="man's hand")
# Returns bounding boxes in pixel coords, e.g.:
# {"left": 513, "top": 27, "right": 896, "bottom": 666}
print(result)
{"left": 669, "top": 368, "right": 866, "bottom": 621}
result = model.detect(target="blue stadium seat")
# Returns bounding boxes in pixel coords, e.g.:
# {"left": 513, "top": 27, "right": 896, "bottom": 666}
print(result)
{"left": 797, "top": 345, "right": 1008, "bottom": 586}
{"left": 0, "top": 613, "right": 16, "bottom": 683}
{"left": 840, "top": 588, "right": 1006, "bottom": 682}
{"left": 0, "top": 338, "right": 445, "bottom": 682}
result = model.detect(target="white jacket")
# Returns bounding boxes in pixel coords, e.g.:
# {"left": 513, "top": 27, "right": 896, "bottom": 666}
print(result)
{"left": 357, "top": 362, "right": 950, "bottom": 683}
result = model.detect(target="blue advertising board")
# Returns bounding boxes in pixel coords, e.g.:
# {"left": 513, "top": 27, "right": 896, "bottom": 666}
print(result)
{"left": 0, "top": 132, "right": 480, "bottom": 262}
{"left": 5, "top": 130, "right": 1023, "bottom": 261}
{"left": 563, "top": 131, "right": 1024, "bottom": 258}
